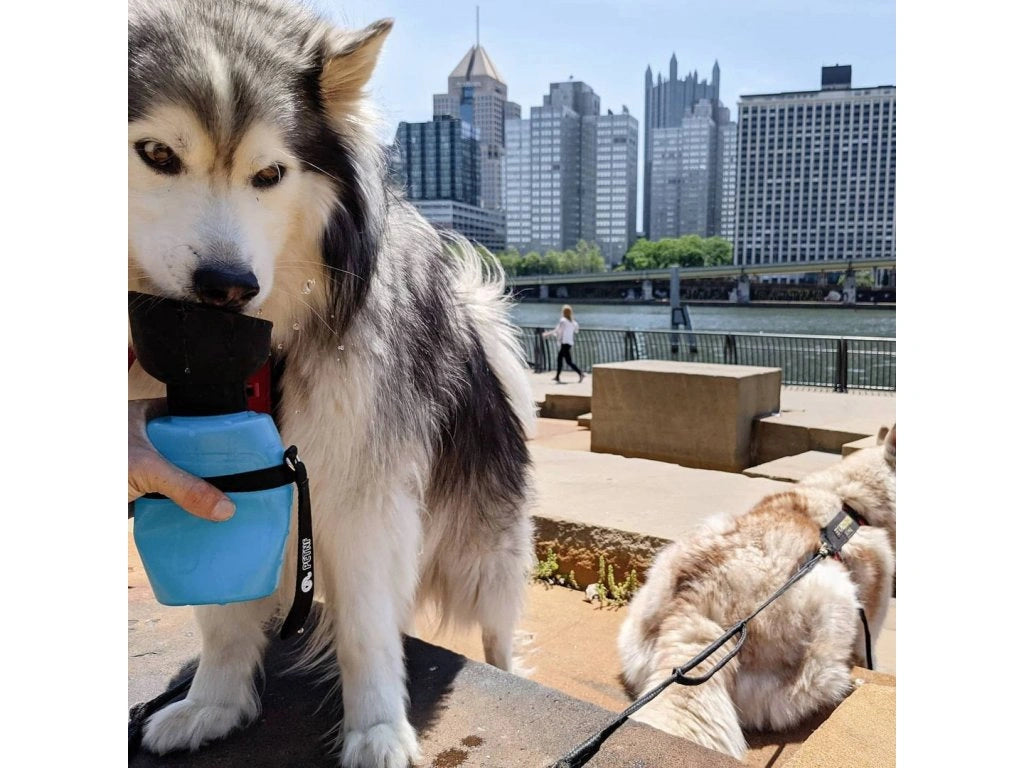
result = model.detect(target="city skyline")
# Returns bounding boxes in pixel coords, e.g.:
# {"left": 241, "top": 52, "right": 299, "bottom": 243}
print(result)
{"left": 323, "top": 1, "right": 895, "bottom": 151}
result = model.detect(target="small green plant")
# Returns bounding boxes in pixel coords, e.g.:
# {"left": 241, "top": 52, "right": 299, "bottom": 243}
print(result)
{"left": 533, "top": 548, "right": 578, "bottom": 589}
{"left": 592, "top": 554, "right": 640, "bottom": 608}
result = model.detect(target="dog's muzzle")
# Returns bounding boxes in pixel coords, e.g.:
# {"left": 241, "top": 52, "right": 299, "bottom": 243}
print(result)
{"left": 193, "top": 267, "right": 260, "bottom": 310}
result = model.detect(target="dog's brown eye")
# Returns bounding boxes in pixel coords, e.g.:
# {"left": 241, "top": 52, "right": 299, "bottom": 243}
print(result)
{"left": 253, "top": 164, "right": 286, "bottom": 188}
{"left": 135, "top": 140, "right": 182, "bottom": 175}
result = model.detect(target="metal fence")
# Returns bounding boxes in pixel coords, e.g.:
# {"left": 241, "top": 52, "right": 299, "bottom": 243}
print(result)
{"left": 517, "top": 327, "right": 895, "bottom": 392}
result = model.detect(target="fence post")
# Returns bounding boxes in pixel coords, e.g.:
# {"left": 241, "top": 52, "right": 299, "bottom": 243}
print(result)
{"left": 533, "top": 328, "right": 547, "bottom": 373}
{"left": 724, "top": 334, "right": 737, "bottom": 365}
{"left": 624, "top": 330, "right": 637, "bottom": 361}
{"left": 833, "top": 339, "right": 848, "bottom": 393}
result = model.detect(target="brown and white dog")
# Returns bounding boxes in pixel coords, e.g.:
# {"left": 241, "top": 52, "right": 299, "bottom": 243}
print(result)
{"left": 617, "top": 426, "right": 896, "bottom": 759}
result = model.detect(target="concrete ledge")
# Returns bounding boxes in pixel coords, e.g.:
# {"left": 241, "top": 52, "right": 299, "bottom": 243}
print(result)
{"left": 129, "top": 610, "right": 741, "bottom": 768}
{"left": 842, "top": 435, "right": 879, "bottom": 456}
{"left": 591, "top": 361, "right": 781, "bottom": 472}
{"left": 743, "top": 451, "right": 842, "bottom": 483}
{"left": 783, "top": 683, "right": 895, "bottom": 768}
{"left": 528, "top": 444, "right": 790, "bottom": 585}
{"left": 577, "top": 412, "right": 592, "bottom": 428}
{"left": 540, "top": 392, "right": 593, "bottom": 420}
{"left": 533, "top": 515, "right": 672, "bottom": 587}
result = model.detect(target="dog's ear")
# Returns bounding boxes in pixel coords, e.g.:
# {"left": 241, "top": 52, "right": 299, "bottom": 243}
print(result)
{"left": 321, "top": 19, "right": 393, "bottom": 108}
{"left": 883, "top": 424, "right": 896, "bottom": 468}
{"left": 876, "top": 424, "right": 890, "bottom": 445}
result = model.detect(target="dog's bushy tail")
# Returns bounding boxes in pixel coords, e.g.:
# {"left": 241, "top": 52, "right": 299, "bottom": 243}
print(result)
{"left": 443, "top": 233, "right": 537, "bottom": 439}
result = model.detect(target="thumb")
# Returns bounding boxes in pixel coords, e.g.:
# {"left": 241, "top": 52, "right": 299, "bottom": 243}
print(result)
{"left": 139, "top": 453, "right": 235, "bottom": 522}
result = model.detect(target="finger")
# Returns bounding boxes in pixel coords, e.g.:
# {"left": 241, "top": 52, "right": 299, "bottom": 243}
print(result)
{"left": 143, "top": 455, "right": 235, "bottom": 521}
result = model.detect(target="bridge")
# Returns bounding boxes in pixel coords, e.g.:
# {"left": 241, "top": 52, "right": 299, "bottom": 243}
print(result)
{"left": 506, "top": 256, "right": 895, "bottom": 305}
{"left": 506, "top": 256, "right": 896, "bottom": 287}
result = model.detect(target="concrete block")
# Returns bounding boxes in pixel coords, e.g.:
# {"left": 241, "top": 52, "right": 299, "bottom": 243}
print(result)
{"left": 743, "top": 451, "right": 842, "bottom": 483}
{"left": 591, "top": 361, "right": 782, "bottom": 472}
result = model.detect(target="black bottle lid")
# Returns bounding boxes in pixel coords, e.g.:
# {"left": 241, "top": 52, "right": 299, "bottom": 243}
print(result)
{"left": 128, "top": 291, "right": 272, "bottom": 416}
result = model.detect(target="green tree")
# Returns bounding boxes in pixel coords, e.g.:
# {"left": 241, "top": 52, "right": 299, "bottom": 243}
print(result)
{"left": 702, "top": 237, "right": 733, "bottom": 266}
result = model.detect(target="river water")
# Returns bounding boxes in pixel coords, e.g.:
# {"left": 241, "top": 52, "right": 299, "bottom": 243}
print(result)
{"left": 511, "top": 302, "right": 896, "bottom": 338}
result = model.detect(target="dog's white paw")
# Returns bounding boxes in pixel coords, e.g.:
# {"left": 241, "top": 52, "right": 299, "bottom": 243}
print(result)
{"left": 142, "top": 698, "right": 252, "bottom": 754}
{"left": 340, "top": 719, "right": 421, "bottom": 768}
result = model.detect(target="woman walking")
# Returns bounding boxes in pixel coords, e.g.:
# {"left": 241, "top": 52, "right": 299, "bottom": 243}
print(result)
{"left": 544, "top": 305, "right": 585, "bottom": 383}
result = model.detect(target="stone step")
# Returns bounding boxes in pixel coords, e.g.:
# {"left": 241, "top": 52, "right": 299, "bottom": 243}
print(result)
{"left": 743, "top": 450, "right": 843, "bottom": 483}
{"left": 750, "top": 389, "right": 895, "bottom": 465}
{"left": 842, "top": 434, "right": 879, "bottom": 456}
{"left": 540, "top": 391, "right": 593, "bottom": 420}
{"left": 782, "top": 680, "right": 895, "bottom": 768}
{"left": 529, "top": 443, "right": 790, "bottom": 585}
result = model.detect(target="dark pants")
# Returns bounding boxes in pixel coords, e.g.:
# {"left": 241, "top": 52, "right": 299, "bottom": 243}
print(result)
{"left": 556, "top": 344, "right": 582, "bottom": 380}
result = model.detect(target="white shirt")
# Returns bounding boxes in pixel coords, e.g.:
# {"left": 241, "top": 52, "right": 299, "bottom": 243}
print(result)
{"left": 552, "top": 317, "right": 579, "bottom": 345}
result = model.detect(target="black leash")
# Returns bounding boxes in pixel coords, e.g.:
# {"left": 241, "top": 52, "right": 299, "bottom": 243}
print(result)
{"left": 551, "top": 504, "right": 871, "bottom": 768}
{"left": 129, "top": 446, "right": 314, "bottom": 759}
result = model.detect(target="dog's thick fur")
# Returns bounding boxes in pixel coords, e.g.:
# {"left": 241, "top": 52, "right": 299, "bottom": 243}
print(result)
{"left": 617, "top": 426, "right": 896, "bottom": 759}
{"left": 128, "top": 2, "right": 536, "bottom": 766}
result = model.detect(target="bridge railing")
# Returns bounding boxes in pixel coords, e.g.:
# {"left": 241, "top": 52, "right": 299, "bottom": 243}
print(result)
{"left": 517, "top": 327, "right": 895, "bottom": 392}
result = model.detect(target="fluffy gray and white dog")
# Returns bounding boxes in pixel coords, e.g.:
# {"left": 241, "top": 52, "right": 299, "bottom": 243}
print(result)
{"left": 128, "top": 2, "right": 536, "bottom": 766}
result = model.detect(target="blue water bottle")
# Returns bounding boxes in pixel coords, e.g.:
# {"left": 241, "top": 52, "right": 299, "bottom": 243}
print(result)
{"left": 129, "top": 292, "right": 293, "bottom": 607}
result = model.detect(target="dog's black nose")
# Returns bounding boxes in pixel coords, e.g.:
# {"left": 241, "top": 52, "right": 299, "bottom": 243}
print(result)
{"left": 193, "top": 267, "right": 260, "bottom": 310}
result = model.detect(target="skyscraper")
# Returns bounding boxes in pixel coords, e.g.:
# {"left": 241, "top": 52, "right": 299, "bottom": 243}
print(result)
{"left": 393, "top": 116, "right": 479, "bottom": 205}
{"left": 717, "top": 120, "right": 738, "bottom": 243}
{"left": 504, "top": 81, "right": 637, "bottom": 263}
{"left": 592, "top": 108, "right": 638, "bottom": 263}
{"left": 733, "top": 66, "right": 896, "bottom": 266}
{"left": 391, "top": 117, "right": 504, "bottom": 252}
{"left": 649, "top": 100, "right": 719, "bottom": 240}
{"left": 643, "top": 56, "right": 723, "bottom": 237}
{"left": 433, "top": 44, "right": 518, "bottom": 212}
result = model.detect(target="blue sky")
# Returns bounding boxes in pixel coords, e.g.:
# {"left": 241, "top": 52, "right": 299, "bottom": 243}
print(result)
{"left": 322, "top": 0, "right": 895, "bottom": 141}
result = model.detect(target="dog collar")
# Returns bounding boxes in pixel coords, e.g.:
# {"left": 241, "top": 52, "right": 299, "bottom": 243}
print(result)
{"left": 820, "top": 502, "right": 868, "bottom": 558}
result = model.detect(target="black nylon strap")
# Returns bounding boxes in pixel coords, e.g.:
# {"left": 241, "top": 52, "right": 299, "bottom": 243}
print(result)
{"left": 141, "top": 463, "right": 294, "bottom": 498}
{"left": 278, "top": 446, "right": 314, "bottom": 641}
{"left": 859, "top": 607, "right": 873, "bottom": 670}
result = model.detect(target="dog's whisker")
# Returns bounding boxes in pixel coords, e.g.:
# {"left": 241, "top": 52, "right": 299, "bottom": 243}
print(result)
{"left": 278, "top": 260, "right": 365, "bottom": 283}
{"left": 278, "top": 288, "right": 338, "bottom": 337}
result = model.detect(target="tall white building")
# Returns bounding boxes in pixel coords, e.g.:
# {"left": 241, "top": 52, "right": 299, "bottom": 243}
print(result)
{"left": 592, "top": 110, "right": 638, "bottom": 263}
{"left": 649, "top": 100, "right": 718, "bottom": 240}
{"left": 504, "top": 118, "right": 532, "bottom": 249}
{"left": 717, "top": 121, "right": 737, "bottom": 242}
{"left": 504, "top": 81, "right": 637, "bottom": 265}
{"left": 734, "top": 65, "right": 895, "bottom": 266}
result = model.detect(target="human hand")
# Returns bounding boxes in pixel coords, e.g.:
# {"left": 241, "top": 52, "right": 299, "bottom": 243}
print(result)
{"left": 128, "top": 399, "right": 235, "bottom": 521}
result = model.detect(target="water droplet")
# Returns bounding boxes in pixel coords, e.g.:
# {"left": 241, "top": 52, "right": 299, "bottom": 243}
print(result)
{"left": 292, "top": 322, "right": 301, "bottom": 331}
{"left": 277, "top": 343, "right": 284, "bottom": 350}
{"left": 301, "top": 279, "right": 315, "bottom": 295}
{"left": 337, "top": 344, "right": 345, "bottom": 351}
{"left": 184, "top": 367, "right": 191, "bottom": 374}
